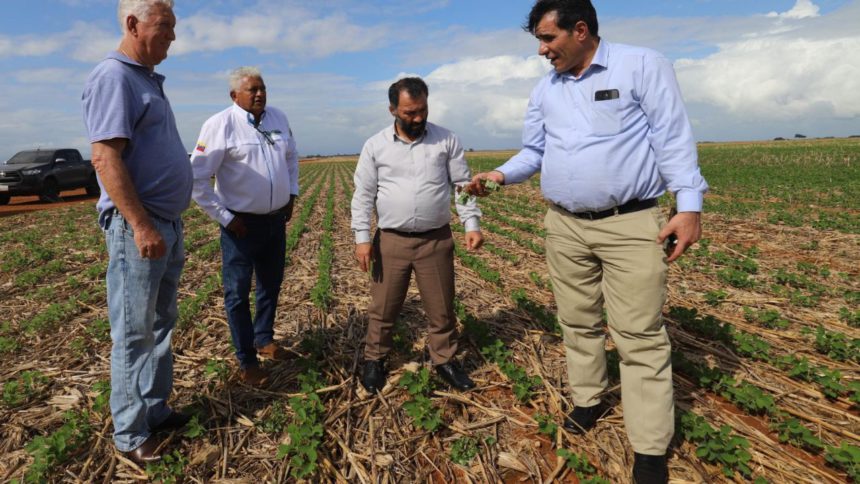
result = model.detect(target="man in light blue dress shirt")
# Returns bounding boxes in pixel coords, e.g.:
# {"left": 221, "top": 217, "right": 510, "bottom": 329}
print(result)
{"left": 470, "top": 1, "right": 708, "bottom": 482}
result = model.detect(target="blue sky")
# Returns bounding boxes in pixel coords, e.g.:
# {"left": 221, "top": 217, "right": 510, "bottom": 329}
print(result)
{"left": 1, "top": 0, "right": 858, "bottom": 160}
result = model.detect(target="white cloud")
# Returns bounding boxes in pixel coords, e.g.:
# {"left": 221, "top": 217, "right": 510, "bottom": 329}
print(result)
{"left": 676, "top": 2, "right": 860, "bottom": 121}
{"left": 3, "top": 0, "right": 859, "bottom": 160}
{"left": 767, "top": 0, "right": 821, "bottom": 19}
{"left": 0, "top": 35, "right": 67, "bottom": 58}
{"left": 426, "top": 55, "right": 547, "bottom": 86}
{"left": 172, "top": 9, "right": 386, "bottom": 58}
{"left": 422, "top": 56, "right": 549, "bottom": 142}
{"left": 0, "top": 7, "right": 385, "bottom": 62}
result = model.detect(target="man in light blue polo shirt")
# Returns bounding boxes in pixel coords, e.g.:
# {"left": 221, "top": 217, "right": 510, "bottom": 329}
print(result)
{"left": 81, "top": 0, "right": 192, "bottom": 466}
{"left": 469, "top": 1, "right": 708, "bottom": 482}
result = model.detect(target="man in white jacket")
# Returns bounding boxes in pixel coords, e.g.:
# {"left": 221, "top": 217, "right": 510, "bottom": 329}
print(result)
{"left": 190, "top": 66, "right": 299, "bottom": 386}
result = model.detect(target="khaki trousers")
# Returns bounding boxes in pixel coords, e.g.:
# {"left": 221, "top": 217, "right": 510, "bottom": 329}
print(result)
{"left": 365, "top": 225, "right": 457, "bottom": 365}
{"left": 545, "top": 205, "right": 673, "bottom": 455}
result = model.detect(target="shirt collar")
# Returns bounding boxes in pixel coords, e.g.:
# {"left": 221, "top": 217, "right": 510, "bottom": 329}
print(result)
{"left": 106, "top": 50, "right": 165, "bottom": 82}
{"left": 554, "top": 38, "right": 609, "bottom": 81}
{"left": 232, "top": 103, "right": 267, "bottom": 125}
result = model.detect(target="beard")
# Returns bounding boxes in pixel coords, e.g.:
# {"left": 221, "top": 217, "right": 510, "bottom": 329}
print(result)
{"left": 397, "top": 118, "right": 426, "bottom": 139}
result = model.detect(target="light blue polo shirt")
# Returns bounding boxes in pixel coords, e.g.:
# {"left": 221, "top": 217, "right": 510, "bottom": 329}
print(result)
{"left": 82, "top": 51, "right": 192, "bottom": 227}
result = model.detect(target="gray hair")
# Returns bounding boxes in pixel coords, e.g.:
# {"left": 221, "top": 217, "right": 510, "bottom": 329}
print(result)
{"left": 229, "top": 66, "right": 263, "bottom": 91}
{"left": 117, "top": 0, "right": 174, "bottom": 33}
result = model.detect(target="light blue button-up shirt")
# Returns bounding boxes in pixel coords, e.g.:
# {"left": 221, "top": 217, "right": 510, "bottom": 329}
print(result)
{"left": 497, "top": 40, "right": 708, "bottom": 213}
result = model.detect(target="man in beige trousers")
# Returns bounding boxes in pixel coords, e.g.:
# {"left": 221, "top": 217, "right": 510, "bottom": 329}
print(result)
{"left": 469, "top": 1, "right": 708, "bottom": 482}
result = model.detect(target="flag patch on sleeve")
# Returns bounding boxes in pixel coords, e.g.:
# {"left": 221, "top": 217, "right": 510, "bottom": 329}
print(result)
{"left": 195, "top": 142, "right": 206, "bottom": 153}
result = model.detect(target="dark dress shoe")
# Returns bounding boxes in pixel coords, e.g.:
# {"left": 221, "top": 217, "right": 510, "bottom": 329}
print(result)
{"left": 152, "top": 411, "right": 192, "bottom": 432}
{"left": 633, "top": 452, "right": 668, "bottom": 484}
{"left": 123, "top": 434, "right": 162, "bottom": 466}
{"left": 240, "top": 365, "right": 269, "bottom": 387}
{"left": 361, "top": 359, "right": 387, "bottom": 393}
{"left": 435, "top": 361, "right": 475, "bottom": 391}
{"left": 563, "top": 402, "right": 608, "bottom": 434}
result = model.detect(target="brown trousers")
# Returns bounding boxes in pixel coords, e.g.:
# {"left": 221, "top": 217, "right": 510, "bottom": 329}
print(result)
{"left": 365, "top": 225, "right": 457, "bottom": 365}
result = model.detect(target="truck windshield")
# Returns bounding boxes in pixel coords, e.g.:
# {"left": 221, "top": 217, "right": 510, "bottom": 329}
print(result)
{"left": 5, "top": 151, "right": 54, "bottom": 165}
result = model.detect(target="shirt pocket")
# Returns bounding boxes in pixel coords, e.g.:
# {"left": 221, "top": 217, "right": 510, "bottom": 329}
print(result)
{"left": 230, "top": 136, "right": 263, "bottom": 159}
{"left": 425, "top": 151, "right": 449, "bottom": 185}
{"left": 590, "top": 99, "right": 622, "bottom": 136}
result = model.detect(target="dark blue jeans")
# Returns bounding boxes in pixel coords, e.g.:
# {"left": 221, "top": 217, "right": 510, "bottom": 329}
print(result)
{"left": 220, "top": 214, "right": 286, "bottom": 368}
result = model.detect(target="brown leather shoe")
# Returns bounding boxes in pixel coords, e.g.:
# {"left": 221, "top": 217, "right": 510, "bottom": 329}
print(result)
{"left": 123, "top": 434, "right": 162, "bottom": 466}
{"left": 256, "top": 342, "right": 290, "bottom": 361}
{"left": 240, "top": 365, "right": 269, "bottom": 386}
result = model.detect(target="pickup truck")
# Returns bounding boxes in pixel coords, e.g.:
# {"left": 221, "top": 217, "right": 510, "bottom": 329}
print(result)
{"left": 0, "top": 149, "right": 99, "bottom": 204}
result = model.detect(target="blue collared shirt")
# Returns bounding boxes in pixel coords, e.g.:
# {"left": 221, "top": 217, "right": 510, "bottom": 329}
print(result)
{"left": 82, "top": 51, "right": 192, "bottom": 227}
{"left": 497, "top": 40, "right": 708, "bottom": 213}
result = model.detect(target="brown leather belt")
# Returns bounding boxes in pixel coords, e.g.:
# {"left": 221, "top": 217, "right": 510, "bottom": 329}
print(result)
{"left": 558, "top": 198, "right": 658, "bottom": 220}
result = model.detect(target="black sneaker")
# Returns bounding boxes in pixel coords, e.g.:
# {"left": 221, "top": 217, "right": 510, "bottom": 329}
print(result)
{"left": 563, "top": 402, "right": 608, "bottom": 434}
{"left": 434, "top": 361, "right": 475, "bottom": 391}
{"left": 361, "top": 359, "right": 387, "bottom": 393}
{"left": 632, "top": 453, "right": 668, "bottom": 484}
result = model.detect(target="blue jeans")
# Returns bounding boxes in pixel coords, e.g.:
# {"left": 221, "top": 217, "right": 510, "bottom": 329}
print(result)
{"left": 220, "top": 214, "right": 286, "bottom": 368}
{"left": 105, "top": 210, "right": 184, "bottom": 452}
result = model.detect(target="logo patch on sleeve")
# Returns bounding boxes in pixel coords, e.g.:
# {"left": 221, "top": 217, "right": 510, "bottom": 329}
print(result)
{"left": 195, "top": 142, "right": 206, "bottom": 153}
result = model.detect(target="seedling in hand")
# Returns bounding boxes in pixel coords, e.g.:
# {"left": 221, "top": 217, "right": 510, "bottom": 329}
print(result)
{"left": 457, "top": 179, "right": 500, "bottom": 204}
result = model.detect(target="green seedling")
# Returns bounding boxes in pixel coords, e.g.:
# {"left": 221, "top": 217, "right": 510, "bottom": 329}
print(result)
{"left": 450, "top": 436, "right": 480, "bottom": 466}
{"left": 535, "top": 413, "right": 558, "bottom": 440}
{"left": 146, "top": 450, "right": 188, "bottom": 484}
{"left": 456, "top": 179, "right": 500, "bottom": 205}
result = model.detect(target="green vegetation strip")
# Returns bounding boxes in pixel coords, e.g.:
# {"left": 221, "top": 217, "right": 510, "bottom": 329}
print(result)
{"left": 456, "top": 300, "right": 542, "bottom": 402}
{"left": 310, "top": 172, "right": 337, "bottom": 310}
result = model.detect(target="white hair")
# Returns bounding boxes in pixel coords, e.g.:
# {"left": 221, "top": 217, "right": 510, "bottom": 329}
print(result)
{"left": 229, "top": 66, "right": 263, "bottom": 91}
{"left": 117, "top": 0, "right": 174, "bottom": 33}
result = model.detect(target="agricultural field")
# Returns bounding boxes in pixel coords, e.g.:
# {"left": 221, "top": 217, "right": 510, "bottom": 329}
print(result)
{"left": 0, "top": 138, "right": 858, "bottom": 483}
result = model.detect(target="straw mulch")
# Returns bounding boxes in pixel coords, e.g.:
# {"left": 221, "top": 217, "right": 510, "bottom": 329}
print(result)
{"left": 0, "top": 165, "right": 857, "bottom": 483}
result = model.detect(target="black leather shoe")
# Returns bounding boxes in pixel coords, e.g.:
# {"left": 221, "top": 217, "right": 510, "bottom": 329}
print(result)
{"left": 563, "top": 402, "right": 608, "bottom": 434}
{"left": 435, "top": 361, "right": 475, "bottom": 391}
{"left": 633, "top": 453, "right": 668, "bottom": 484}
{"left": 123, "top": 434, "right": 162, "bottom": 466}
{"left": 361, "top": 359, "right": 387, "bottom": 393}
{"left": 152, "top": 411, "right": 192, "bottom": 432}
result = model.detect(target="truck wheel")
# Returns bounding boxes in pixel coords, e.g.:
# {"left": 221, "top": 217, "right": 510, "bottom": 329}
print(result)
{"left": 0, "top": 194, "right": 10, "bottom": 205}
{"left": 39, "top": 178, "right": 60, "bottom": 202}
{"left": 85, "top": 174, "right": 100, "bottom": 196}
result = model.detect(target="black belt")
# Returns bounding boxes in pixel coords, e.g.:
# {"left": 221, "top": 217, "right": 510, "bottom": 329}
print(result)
{"left": 559, "top": 198, "right": 657, "bottom": 220}
{"left": 380, "top": 224, "right": 448, "bottom": 237}
{"left": 228, "top": 205, "right": 288, "bottom": 219}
